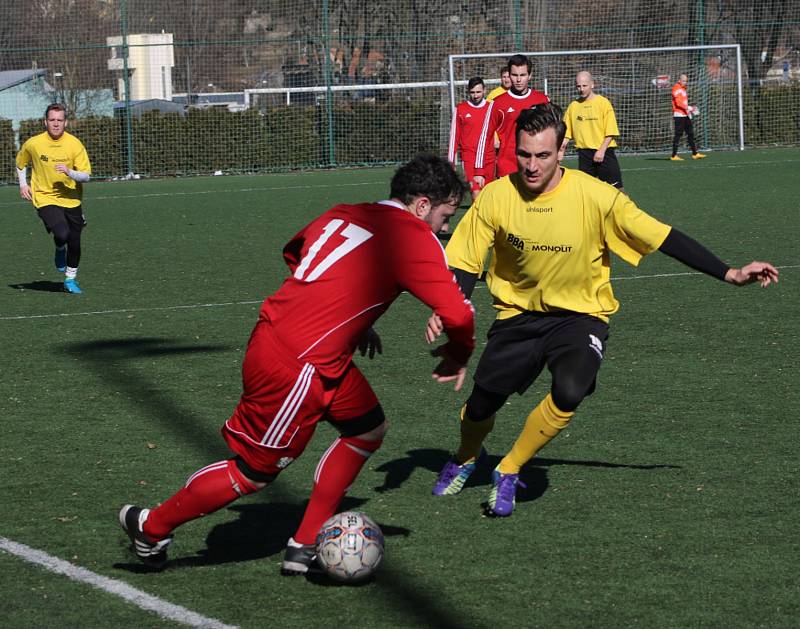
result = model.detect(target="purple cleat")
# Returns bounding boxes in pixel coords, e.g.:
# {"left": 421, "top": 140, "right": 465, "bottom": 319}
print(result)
{"left": 432, "top": 448, "right": 487, "bottom": 496}
{"left": 487, "top": 466, "right": 526, "bottom": 517}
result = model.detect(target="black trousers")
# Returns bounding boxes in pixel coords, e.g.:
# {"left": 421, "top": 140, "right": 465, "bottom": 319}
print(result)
{"left": 672, "top": 117, "right": 697, "bottom": 155}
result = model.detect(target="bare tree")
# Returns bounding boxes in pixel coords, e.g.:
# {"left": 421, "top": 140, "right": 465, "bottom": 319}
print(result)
{"left": 709, "top": 0, "right": 790, "bottom": 86}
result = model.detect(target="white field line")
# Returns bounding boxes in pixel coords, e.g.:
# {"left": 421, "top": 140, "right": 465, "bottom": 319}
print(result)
{"left": 0, "top": 300, "right": 262, "bottom": 321}
{"left": 1, "top": 266, "right": 796, "bottom": 323}
{"left": 0, "top": 180, "right": 383, "bottom": 207}
{"left": 0, "top": 536, "right": 238, "bottom": 629}
{"left": 609, "top": 263, "right": 799, "bottom": 281}
{"left": 619, "top": 157, "right": 800, "bottom": 173}
{"left": 1, "top": 156, "right": 799, "bottom": 207}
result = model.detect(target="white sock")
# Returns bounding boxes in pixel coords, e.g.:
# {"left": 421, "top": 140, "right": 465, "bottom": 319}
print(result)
{"left": 65, "top": 267, "right": 78, "bottom": 280}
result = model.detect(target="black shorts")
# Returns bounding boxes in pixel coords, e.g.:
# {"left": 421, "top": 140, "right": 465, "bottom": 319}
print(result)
{"left": 37, "top": 204, "right": 87, "bottom": 234}
{"left": 473, "top": 311, "right": 609, "bottom": 396}
{"left": 577, "top": 148, "right": 624, "bottom": 189}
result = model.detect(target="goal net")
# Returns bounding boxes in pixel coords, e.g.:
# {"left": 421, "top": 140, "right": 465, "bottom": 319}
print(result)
{"left": 447, "top": 45, "right": 744, "bottom": 155}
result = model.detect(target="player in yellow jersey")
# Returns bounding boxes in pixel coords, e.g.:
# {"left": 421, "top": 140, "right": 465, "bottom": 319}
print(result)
{"left": 564, "top": 71, "right": 624, "bottom": 190}
{"left": 429, "top": 102, "right": 778, "bottom": 516}
{"left": 486, "top": 66, "right": 511, "bottom": 102}
{"left": 16, "top": 104, "right": 92, "bottom": 294}
{"left": 485, "top": 65, "right": 511, "bottom": 153}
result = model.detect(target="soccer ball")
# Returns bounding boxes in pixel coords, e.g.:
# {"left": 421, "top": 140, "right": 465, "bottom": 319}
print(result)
{"left": 315, "top": 511, "right": 384, "bottom": 582}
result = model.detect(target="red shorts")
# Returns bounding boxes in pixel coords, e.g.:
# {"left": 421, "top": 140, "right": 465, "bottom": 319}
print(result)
{"left": 222, "top": 323, "right": 379, "bottom": 476}
{"left": 463, "top": 160, "right": 495, "bottom": 193}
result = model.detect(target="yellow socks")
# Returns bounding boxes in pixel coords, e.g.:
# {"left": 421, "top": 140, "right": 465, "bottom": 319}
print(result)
{"left": 455, "top": 405, "right": 495, "bottom": 464}
{"left": 497, "top": 394, "right": 574, "bottom": 474}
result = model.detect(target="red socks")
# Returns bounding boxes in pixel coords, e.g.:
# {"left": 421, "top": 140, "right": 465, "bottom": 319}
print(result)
{"left": 142, "top": 436, "right": 381, "bottom": 545}
{"left": 292, "top": 435, "right": 382, "bottom": 544}
{"left": 144, "top": 459, "right": 258, "bottom": 540}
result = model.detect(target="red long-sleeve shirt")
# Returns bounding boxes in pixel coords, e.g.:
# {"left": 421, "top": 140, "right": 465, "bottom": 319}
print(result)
{"left": 259, "top": 200, "right": 475, "bottom": 378}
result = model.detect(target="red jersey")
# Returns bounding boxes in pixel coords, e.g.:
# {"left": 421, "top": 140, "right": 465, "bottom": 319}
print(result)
{"left": 259, "top": 200, "right": 475, "bottom": 378}
{"left": 671, "top": 82, "right": 689, "bottom": 117}
{"left": 448, "top": 99, "right": 494, "bottom": 169}
{"left": 475, "top": 88, "right": 549, "bottom": 177}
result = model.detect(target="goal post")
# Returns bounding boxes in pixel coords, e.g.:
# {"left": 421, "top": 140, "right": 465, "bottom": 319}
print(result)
{"left": 448, "top": 44, "right": 745, "bottom": 154}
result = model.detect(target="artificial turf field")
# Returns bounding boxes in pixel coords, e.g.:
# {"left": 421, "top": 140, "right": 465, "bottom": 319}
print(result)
{"left": 0, "top": 148, "right": 798, "bottom": 629}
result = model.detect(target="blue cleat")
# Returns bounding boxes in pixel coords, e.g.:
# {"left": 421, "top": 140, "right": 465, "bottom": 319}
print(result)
{"left": 64, "top": 278, "right": 82, "bottom": 294}
{"left": 54, "top": 247, "right": 67, "bottom": 272}
{"left": 432, "top": 448, "right": 487, "bottom": 496}
{"left": 488, "top": 466, "right": 526, "bottom": 517}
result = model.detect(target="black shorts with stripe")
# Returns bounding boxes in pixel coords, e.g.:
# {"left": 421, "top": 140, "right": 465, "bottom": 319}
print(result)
{"left": 37, "top": 204, "right": 86, "bottom": 234}
{"left": 473, "top": 311, "right": 609, "bottom": 396}
{"left": 577, "top": 148, "right": 624, "bottom": 189}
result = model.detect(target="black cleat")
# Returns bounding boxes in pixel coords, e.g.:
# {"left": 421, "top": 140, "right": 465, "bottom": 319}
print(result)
{"left": 119, "top": 504, "right": 172, "bottom": 569}
{"left": 280, "top": 537, "right": 317, "bottom": 576}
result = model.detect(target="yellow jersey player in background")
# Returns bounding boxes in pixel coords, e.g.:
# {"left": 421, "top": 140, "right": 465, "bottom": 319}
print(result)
{"left": 486, "top": 65, "right": 511, "bottom": 152}
{"left": 486, "top": 66, "right": 511, "bottom": 102}
{"left": 564, "top": 70, "right": 625, "bottom": 191}
{"left": 428, "top": 102, "right": 778, "bottom": 517}
{"left": 16, "top": 103, "right": 92, "bottom": 294}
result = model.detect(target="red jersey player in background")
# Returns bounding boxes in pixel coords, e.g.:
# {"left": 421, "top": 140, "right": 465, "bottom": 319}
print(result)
{"left": 474, "top": 54, "right": 549, "bottom": 183}
{"left": 448, "top": 77, "right": 495, "bottom": 200}
{"left": 120, "top": 155, "right": 476, "bottom": 575}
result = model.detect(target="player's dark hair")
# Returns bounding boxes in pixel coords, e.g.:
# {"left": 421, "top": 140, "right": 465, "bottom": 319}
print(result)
{"left": 467, "top": 77, "right": 484, "bottom": 90}
{"left": 390, "top": 154, "right": 468, "bottom": 208}
{"left": 507, "top": 54, "right": 532, "bottom": 73}
{"left": 515, "top": 102, "right": 567, "bottom": 148}
{"left": 500, "top": 66, "right": 510, "bottom": 76}
{"left": 44, "top": 103, "right": 67, "bottom": 119}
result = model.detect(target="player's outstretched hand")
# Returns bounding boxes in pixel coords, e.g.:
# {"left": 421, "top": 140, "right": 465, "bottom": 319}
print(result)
{"left": 725, "top": 262, "right": 779, "bottom": 287}
{"left": 357, "top": 327, "right": 382, "bottom": 359}
{"left": 425, "top": 313, "right": 443, "bottom": 344}
{"left": 430, "top": 344, "right": 467, "bottom": 391}
{"left": 19, "top": 185, "right": 32, "bottom": 201}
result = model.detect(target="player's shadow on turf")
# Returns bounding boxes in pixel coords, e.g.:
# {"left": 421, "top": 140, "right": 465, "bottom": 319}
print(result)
{"left": 115, "top": 495, "right": 411, "bottom": 572}
{"left": 374, "top": 448, "right": 681, "bottom": 507}
{"left": 9, "top": 280, "right": 65, "bottom": 292}
{"left": 61, "top": 337, "right": 235, "bottom": 461}
{"left": 373, "top": 448, "right": 549, "bottom": 505}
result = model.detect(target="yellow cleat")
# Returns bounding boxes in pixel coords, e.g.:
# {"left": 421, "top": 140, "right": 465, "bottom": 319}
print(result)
{"left": 692, "top": 153, "right": 707, "bottom": 159}
{"left": 670, "top": 155, "right": 684, "bottom": 161}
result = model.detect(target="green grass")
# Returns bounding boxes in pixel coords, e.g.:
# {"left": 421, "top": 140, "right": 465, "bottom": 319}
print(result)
{"left": 1, "top": 149, "right": 798, "bottom": 628}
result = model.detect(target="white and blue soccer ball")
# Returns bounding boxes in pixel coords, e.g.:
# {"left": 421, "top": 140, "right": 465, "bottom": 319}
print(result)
{"left": 316, "top": 511, "right": 384, "bottom": 582}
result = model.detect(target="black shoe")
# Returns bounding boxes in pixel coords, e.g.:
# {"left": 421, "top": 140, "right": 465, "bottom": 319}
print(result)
{"left": 280, "top": 537, "right": 317, "bottom": 575}
{"left": 119, "top": 505, "right": 172, "bottom": 569}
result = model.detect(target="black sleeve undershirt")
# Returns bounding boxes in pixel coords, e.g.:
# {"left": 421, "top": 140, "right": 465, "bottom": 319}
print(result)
{"left": 452, "top": 267, "right": 478, "bottom": 299}
{"left": 658, "top": 228, "right": 730, "bottom": 281}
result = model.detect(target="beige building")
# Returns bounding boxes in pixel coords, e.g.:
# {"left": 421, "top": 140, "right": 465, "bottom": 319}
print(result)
{"left": 107, "top": 33, "right": 175, "bottom": 101}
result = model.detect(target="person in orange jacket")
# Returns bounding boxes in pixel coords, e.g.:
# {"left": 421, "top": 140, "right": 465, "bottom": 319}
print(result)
{"left": 670, "top": 74, "right": 706, "bottom": 161}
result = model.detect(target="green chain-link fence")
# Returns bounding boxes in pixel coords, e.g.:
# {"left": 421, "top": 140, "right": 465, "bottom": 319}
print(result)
{"left": 2, "top": 1, "right": 798, "bottom": 181}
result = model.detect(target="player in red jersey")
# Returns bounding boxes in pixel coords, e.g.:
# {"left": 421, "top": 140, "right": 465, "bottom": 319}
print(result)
{"left": 448, "top": 77, "right": 495, "bottom": 200}
{"left": 474, "top": 54, "right": 549, "bottom": 181}
{"left": 119, "top": 155, "right": 476, "bottom": 574}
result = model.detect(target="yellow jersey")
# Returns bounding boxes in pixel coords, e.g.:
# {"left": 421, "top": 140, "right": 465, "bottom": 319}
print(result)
{"left": 564, "top": 94, "right": 619, "bottom": 150}
{"left": 445, "top": 168, "right": 670, "bottom": 321}
{"left": 486, "top": 86, "right": 507, "bottom": 102}
{"left": 15, "top": 131, "right": 91, "bottom": 209}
